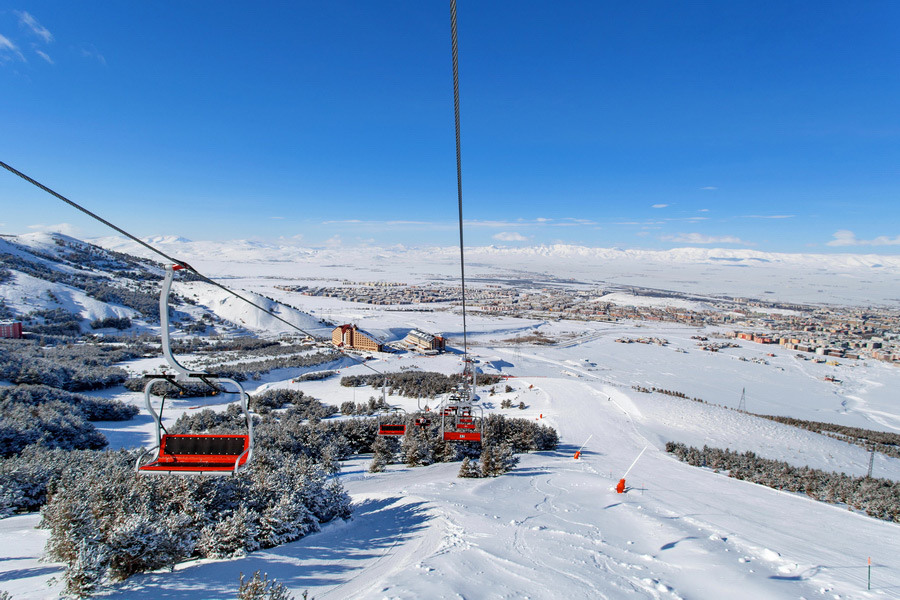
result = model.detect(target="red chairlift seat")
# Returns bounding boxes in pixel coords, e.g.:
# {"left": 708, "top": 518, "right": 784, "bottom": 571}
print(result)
{"left": 138, "top": 434, "right": 250, "bottom": 475}
{"left": 378, "top": 423, "right": 407, "bottom": 436}
{"left": 443, "top": 431, "right": 481, "bottom": 442}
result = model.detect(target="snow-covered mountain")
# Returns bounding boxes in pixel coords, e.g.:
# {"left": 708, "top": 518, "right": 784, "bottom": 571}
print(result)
{"left": 0, "top": 232, "right": 323, "bottom": 336}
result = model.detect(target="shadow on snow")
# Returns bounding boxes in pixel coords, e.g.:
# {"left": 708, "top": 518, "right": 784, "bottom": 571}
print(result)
{"left": 104, "top": 496, "right": 432, "bottom": 599}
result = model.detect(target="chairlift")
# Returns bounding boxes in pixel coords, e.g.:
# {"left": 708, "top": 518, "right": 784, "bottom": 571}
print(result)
{"left": 440, "top": 387, "right": 483, "bottom": 443}
{"left": 377, "top": 406, "right": 407, "bottom": 436}
{"left": 135, "top": 264, "right": 254, "bottom": 476}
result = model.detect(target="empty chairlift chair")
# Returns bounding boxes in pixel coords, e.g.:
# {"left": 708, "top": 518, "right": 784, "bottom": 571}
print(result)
{"left": 135, "top": 264, "right": 254, "bottom": 476}
{"left": 377, "top": 407, "right": 407, "bottom": 436}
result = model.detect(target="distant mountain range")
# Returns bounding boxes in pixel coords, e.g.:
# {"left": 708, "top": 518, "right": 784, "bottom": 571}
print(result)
{"left": 91, "top": 234, "right": 900, "bottom": 307}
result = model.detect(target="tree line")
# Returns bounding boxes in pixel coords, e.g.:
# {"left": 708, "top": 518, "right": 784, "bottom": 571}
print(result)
{"left": 340, "top": 370, "right": 504, "bottom": 399}
{"left": 666, "top": 441, "right": 900, "bottom": 524}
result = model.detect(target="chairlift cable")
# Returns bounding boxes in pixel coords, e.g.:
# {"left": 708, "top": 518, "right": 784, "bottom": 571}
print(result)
{"left": 0, "top": 159, "right": 386, "bottom": 378}
{"left": 450, "top": 0, "right": 470, "bottom": 386}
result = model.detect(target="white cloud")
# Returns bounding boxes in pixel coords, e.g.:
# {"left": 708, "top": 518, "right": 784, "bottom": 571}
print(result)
{"left": 652, "top": 204, "right": 668, "bottom": 209}
{"left": 35, "top": 49, "right": 53, "bottom": 64}
{"left": 15, "top": 11, "right": 53, "bottom": 43}
{"left": 80, "top": 45, "right": 106, "bottom": 66}
{"left": 322, "top": 219, "right": 363, "bottom": 224}
{"left": 743, "top": 214, "right": 794, "bottom": 219}
{"left": 270, "top": 216, "right": 285, "bottom": 220}
{"left": 661, "top": 232, "right": 751, "bottom": 245}
{"left": 0, "top": 34, "right": 25, "bottom": 62}
{"left": 698, "top": 208, "right": 709, "bottom": 212}
{"left": 559, "top": 218, "right": 597, "bottom": 226}
{"left": 826, "top": 230, "right": 900, "bottom": 247}
{"left": 28, "top": 222, "right": 78, "bottom": 236}
{"left": 324, "top": 235, "right": 342, "bottom": 247}
{"left": 535, "top": 217, "right": 552, "bottom": 223}
{"left": 614, "top": 220, "right": 664, "bottom": 226}
{"left": 700, "top": 186, "right": 717, "bottom": 191}
{"left": 466, "top": 220, "right": 527, "bottom": 228}
{"left": 493, "top": 232, "right": 527, "bottom": 242}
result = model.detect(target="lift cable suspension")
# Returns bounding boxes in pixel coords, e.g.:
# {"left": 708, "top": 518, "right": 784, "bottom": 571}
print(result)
{"left": 450, "top": 0, "right": 470, "bottom": 386}
{"left": 0, "top": 159, "right": 386, "bottom": 380}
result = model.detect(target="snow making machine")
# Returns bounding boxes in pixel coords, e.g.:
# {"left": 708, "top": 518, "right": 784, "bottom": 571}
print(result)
{"left": 135, "top": 264, "right": 254, "bottom": 476}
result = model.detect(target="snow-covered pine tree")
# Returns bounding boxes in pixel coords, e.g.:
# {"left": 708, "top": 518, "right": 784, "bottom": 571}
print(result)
{"left": 368, "top": 435, "right": 391, "bottom": 472}
{"left": 495, "top": 443, "right": 520, "bottom": 475}
{"left": 197, "top": 505, "right": 262, "bottom": 558}
{"left": 458, "top": 456, "right": 481, "bottom": 478}
{"left": 480, "top": 446, "right": 498, "bottom": 477}
{"left": 401, "top": 427, "right": 433, "bottom": 467}
{"left": 237, "top": 570, "right": 295, "bottom": 600}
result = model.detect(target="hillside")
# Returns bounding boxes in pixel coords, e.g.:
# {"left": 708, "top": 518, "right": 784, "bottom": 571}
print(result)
{"left": 0, "top": 232, "right": 322, "bottom": 338}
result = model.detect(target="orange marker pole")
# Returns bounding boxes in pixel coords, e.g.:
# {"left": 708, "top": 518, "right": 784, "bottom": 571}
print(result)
{"left": 868, "top": 556, "right": 872, "bottom": 591}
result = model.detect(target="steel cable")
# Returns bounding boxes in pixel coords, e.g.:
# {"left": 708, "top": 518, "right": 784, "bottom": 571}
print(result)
{"left": 0, "top": 160, "right": 386, "bottom": 377}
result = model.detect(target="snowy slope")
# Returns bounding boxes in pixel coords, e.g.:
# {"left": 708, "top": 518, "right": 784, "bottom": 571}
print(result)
{"left": 0, "top": 270, "right": 140, "bottom": 323}
{"left": 3, "top": 250, "right": 900, "bottom": 599}
{"left": 177, "top": 281, "right": 329, "bottom": 337}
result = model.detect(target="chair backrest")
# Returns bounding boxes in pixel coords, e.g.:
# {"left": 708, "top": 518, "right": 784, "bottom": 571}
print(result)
{"left": 378, "top": 423, "right": 406, "bottom": 436}
{"left": 161, "top": 434, "right": 248, "bottom": 457}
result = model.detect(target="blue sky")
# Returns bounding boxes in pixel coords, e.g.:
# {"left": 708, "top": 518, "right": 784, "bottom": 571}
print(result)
{"left": 1, "top": 2, "right": 899, "bottom": 253}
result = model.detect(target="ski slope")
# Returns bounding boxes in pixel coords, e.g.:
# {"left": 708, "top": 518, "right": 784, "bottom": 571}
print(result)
{"left": 3, "top": 326, "right": 899, "bottom": 599}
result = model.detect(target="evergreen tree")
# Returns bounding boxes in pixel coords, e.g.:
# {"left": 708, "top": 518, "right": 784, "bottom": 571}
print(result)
{"left": 368, "top": 436, "right": 392, "bottom": 473}
{"left": 237, "top": 570, "right": 295, "bottom": 600}
{"left": 457, "top": 457, "right": 481, "bottom": 478}
{"left": 480, "top": 446, "right": 497, "bottom": 477}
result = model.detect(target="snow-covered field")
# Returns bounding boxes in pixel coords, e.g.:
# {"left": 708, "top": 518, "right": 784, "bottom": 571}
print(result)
{"left": 3, "top": 243, "right": 900, "bottom": 599}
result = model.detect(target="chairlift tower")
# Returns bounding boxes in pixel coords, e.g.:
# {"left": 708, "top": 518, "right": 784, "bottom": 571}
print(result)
{"left": 738, "top": 387, "right": 746, "bottom": 412}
